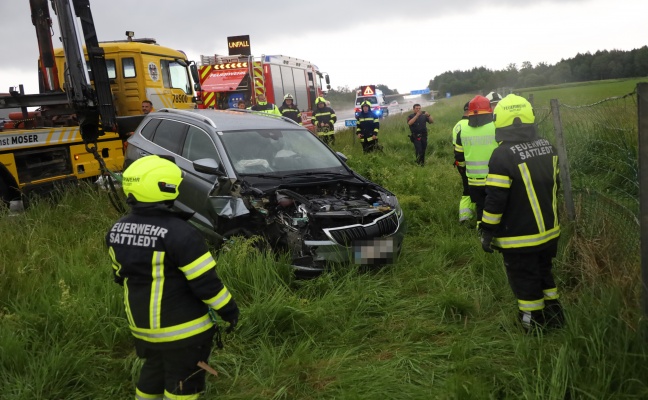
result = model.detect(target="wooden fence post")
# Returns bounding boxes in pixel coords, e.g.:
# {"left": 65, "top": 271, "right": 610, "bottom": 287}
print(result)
{"left": 550, "top": 99, "right": 576, "bottom": 222}
{"left": 637, "top": 83, "right": 648, "bottom": 317}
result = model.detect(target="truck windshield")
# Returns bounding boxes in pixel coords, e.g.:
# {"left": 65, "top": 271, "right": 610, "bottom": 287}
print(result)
{"left": 356, "top": 96, "right": 377, "bottom": 105}
{"left": 161, "top": 60, "right": 192, "bottom": 94}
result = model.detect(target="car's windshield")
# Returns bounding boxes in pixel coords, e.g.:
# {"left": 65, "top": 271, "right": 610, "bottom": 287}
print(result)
{"left": 220, "top": 129, "right": 347, "bottom": 175}
{"left": 356, "top": 96, "right": 377, "bottom": 106}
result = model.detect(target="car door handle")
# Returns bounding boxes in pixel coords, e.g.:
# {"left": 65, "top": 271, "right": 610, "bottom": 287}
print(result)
{"left": 138, "top": 150, "right": 150, "bottom": 157}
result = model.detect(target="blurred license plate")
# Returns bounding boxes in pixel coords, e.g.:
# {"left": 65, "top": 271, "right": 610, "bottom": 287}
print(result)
{"left": 353, "top": 238, "right": 395, "bottom": 265}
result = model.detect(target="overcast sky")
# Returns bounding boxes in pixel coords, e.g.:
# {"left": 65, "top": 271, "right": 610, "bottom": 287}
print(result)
{"left": 0, "top": 0, "right": 646, "bottom": 95}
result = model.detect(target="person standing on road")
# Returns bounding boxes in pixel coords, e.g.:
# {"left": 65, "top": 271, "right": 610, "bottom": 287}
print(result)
{"left": 407, "top": 103, "right": 434, "bottom": 166}
{"left": 454, "top": 95, "right": 498, "bottom": 221}
{"left": 279, "top": 93, "right": 302, "bottom": 125}
{"left": 106, "top": 155, "right": 240, "bottom": 399}
{"left": 452, "top": 101, "right": 476, "bottom": 223}
{"left": 312, "top": 97, "right": 337, "bottom": 145}
{"left": 356, "top": 100, "right": 379, "bottom": 153}
{"left": 250, "top": 93, "right": 281, "bottom": 115}
{"left": 479, "top": 94, "right": 564, "bottom": 332}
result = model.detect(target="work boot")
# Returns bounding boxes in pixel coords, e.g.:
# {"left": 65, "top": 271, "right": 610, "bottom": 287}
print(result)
{"left": 543, "top": 299, "right": 565, "bottom": 329}
{"left": 519, "top": 310, "right": 546, "bottom": 333}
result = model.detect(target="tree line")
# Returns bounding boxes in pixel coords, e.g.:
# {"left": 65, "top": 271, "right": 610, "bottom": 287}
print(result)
{"left": 428, "top": 46, "right": 648, "bottom": 95}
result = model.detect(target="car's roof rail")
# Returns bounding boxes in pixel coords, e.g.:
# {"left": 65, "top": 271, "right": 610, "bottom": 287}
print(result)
{"left": 156, "top": 108, "right": 217, "bottom": 129}
{"left": 226, "top": 108, "right": 301, "bottom": 126}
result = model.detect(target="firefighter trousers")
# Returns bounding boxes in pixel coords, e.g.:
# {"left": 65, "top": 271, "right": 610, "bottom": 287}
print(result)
{"left": 134, "top": 338, "right": 213, "bottom": 399}
{"left": 456, "top": 166, "right": 474, "bottom": 222}
{"left": 468, "top": 185, "right": 486, "bottom": 222}
{"left": 502, "top": 241, "right": 564, "bottom": 329}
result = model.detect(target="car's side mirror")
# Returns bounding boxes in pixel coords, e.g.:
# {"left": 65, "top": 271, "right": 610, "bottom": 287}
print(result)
{"left": 193, "top": 158, "right": 225, "bottom": 176}
{"left": 336, "top": 152, "right": 348, "bottom": 163}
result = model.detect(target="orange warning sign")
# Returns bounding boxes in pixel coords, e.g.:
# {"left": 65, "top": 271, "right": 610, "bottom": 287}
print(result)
{"left": 360, "top": 85, "right": 376, "bottom": 96}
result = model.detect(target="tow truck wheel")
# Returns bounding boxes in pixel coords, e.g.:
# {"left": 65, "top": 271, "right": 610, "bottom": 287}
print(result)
{"left": 0, "top": 177, "right": 10, "bottom": 209}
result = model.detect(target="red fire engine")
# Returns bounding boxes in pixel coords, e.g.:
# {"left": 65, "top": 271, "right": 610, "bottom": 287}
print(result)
{"left": 197, "top": 54, "right": 330, "bottom": 131}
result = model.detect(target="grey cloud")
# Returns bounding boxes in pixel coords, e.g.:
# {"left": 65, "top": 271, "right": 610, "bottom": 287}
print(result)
{"left": 0, "top": 0, "right": 590, "bottom": 73}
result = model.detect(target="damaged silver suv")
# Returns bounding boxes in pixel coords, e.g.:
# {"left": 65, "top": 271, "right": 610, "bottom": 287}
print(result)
{"left": 124, "top": 108, "right": 405, "bottom": 273}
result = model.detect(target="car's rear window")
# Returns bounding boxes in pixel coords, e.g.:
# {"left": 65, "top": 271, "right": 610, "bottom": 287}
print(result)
{"left": 150, "top": 119, "right": 188, "bottom": 154}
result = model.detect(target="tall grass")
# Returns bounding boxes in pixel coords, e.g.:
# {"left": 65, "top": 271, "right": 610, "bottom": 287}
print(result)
{"left": 0, "top": 83, "right": 646, "bottom": 399}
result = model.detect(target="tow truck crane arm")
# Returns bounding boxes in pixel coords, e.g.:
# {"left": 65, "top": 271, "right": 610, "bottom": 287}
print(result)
{"left": 51, "top": 0, "right": 117, "bottom": 146}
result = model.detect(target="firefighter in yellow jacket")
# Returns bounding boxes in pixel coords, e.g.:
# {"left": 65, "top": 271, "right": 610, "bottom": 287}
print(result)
{"left": 454, "top": 95, "right": 498, "bottom": 221}
{"left": 106, "top": 155, "right": 239, "bottom": 399}
{"left": 452, "top": 101, "right": 476, "bottom": 223}
{"left": 479, "top": 94, "right": 564, "bottom": 331}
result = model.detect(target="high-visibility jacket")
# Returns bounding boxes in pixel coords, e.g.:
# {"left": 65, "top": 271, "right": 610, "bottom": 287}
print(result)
{"left": 454, "top": 121, "right": 497, "bottom": 186}
{"left": 250, "top": 101, "right": 281, "bottom": 116}
{"left": 481, "top": 130, "right": 561, "bottom": 253}
{"left": 312, "top": 106, "right": 337, "bottom": 136}
{"left": 356, "top": 110, "right": 379, "bottom": 142}
{"left": 106, "top": 205, "right": 237, "bottom": 349}
{"left": 452, "top": 118, "right": 469, "bottom": 146}
{"left": 279, "top": 102, "right": 302, "bottom": 124}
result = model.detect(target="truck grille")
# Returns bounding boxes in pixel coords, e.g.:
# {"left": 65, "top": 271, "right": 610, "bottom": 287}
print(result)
{"left": 323, "top": 210, "right": 399, "bottom": 246}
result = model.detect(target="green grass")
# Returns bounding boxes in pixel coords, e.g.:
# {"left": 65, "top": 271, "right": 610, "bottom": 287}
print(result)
{"left": 516, "top": 77, "right": 646, "bottom": 106}
{"left": 0, "top": 80, "right": 646, "bottom": 399}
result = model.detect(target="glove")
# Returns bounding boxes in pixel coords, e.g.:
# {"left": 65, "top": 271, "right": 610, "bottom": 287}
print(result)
{"left": 479, "top": 228, "right": 495, "bottom": 253}
{"left": 217, "top": 299, "right": 240, "bottom": 334}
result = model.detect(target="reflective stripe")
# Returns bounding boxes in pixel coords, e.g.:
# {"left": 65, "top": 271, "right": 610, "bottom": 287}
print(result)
{"left": 180, "top": 251, "right": 216, "bottom": 281}
{"left": 459, "top": 196, "right": 475, "bottom": 221}
{"left": 454, "top": 144, "right": 464, "bottom": 152}
{"left": 518, "top": 298, "right": 545, "bottom": 311}
{"left": 150, "top": 251, "right": 165, "bottom": 330}
{"left": 109, "top": 247, "right": 122, "bottom": 277}
{"left": 493, "top": 225, "right": 560, "bottom": 248}
{"left": 457, "top": 161, "right": 466, "bottom": 167}
{"left": 482, "top": 210, "right": 501, "bottom": 224}
{"left": 467, "top": 167, "right": 489, "bottom": 175}
{"left": 123, "top": 277, "right": 135, "bottom": 326}
{"left": 468, "top": 177, "right": 486, "bottom": 186}
{"left": 543, "top": 288, "right": 559, "bottom": 300}
{"left": 135, "top": 387, "right": 163, "bottom": 399}
{"left": 318, "top": 131, "right": 335, "bottom": 136}
{"left": 130, "top": 313, "right": 213, "bottom": 343}
{"left": 552, "top": 156, "right": 559, "bottom": 227}
{"left": 486, "top": 174, "right": 512, "bottom": 188}
{"left": 164, "top": 390, "right": 199, "bottom": 400}
{"left": 519, "top": 163, "right": 545, "bottom": 233}
{"left": 466, "top": 160, "right": 489, "bottom": 166}
{"left": 206, "top": 287, "right": 232, "bottom": 310}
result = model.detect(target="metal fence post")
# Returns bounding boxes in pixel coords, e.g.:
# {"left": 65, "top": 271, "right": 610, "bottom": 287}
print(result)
{"left": 637, "top": 83, "right": 648, "bottom": 317}
{"left": 550, "top": 99, "right": 576, "bottom": 222}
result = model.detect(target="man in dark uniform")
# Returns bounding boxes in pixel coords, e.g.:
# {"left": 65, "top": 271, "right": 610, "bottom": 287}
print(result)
{"left": 106, "top": 155, "right": 240, "bottom": 398}
{"left": 406, "top": 103, "right": 434, "bottom": 166}
{"left": 355, "top": 100, "right": 379, "bottom": 153}
{"left": 279, "top": 93, "right": 302, "bottom": 124}
{"left": 479, "top": 94, "right": 564, "bottom": 332}
{"left": 311, "top": 97, "right": 337, "bottom": 145}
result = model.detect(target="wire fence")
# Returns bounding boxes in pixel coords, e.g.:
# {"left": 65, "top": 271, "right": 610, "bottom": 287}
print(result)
{"left": 530, "top": 88, "right": 641, "bottom": 298}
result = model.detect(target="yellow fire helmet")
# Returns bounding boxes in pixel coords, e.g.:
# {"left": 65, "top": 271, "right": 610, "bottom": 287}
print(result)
{"left": 122, "top": 155, "right": 184, "bottom": 203}
{"left": 493, "top": 94, "right": 535, "bottom": 129}
{"left": 315, "top": 97, "right": 327, "bottom": 105}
